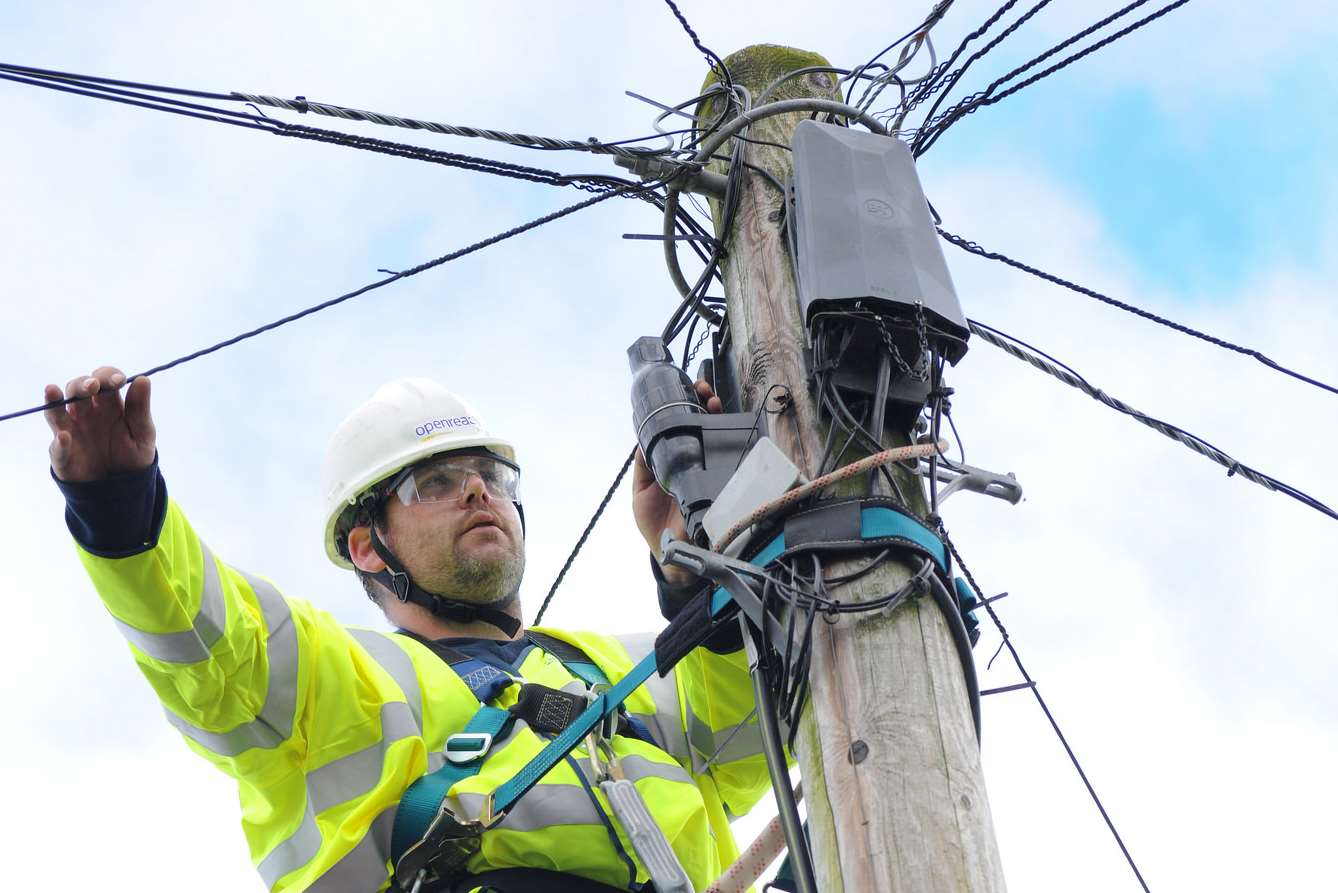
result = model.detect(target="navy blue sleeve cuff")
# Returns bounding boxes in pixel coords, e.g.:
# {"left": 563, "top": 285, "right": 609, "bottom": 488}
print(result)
{"left": 651, "top": 553, "right": 742, "bottom": 654}
{"left": 53, "top": 456, "right": 168, "bottom": 558}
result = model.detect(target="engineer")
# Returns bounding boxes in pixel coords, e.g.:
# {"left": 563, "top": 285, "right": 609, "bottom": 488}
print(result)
{"left": 46, "top": 367, "right": 769, "bottom": 892}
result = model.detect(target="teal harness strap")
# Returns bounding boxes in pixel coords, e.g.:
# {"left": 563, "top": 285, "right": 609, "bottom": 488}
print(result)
{"left": 710, "top": 505, "right": 947, "bottom": 615}
{"left": 432, "top": 506, "right": 953, "bottom": 837}
{"left": 524, "top": 630, "right": 611, "bottom": 689}
{"left": 391, "top": 633, "right": 617, "bottom": 864}
{"left": 496, "top": 505, "right": 949, "bottom": 821}
{"left": 490, "top": 650, "right": 662, "bottom": 818}
{"left": 391, "top": 705, "right": 513, "bottom": 860}
{"left": 859, "top": 506, "right": 948, "bottom": 570}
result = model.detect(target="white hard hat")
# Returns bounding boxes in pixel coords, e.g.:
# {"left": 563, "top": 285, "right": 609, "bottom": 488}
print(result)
{"left": 321, "top": 378, "right": 516, "bottom": 568}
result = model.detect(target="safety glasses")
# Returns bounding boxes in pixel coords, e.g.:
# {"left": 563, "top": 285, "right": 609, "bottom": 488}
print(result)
{"left": 389, "top": 453, "right": 521, "bottom": 507}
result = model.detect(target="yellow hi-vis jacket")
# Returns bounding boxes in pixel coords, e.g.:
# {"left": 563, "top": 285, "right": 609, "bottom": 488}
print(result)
{"left": 76, "top": 500, "right": 772, "bottom": 891}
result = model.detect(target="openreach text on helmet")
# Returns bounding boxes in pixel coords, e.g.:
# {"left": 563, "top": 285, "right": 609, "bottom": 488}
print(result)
{"left": 415, "top": 416, "right": 479, "bottom": 438}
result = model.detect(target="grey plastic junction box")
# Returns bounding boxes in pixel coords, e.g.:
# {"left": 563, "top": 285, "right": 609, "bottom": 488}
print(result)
{"left": 787, "top": 119, "right": 969, "bottom": 363}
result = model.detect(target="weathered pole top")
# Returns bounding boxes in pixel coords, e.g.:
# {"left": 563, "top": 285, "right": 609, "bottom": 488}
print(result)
{"left": 697, "top": 44, "right": 837, "bottom": 128}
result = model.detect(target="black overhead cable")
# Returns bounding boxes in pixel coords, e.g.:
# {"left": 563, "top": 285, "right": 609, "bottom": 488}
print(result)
{"left": 2, "top": 184, "right": 650, "bottom": 424}
{"left": 532, "top": 447, "right": 639, "bottom": 626}
{"left": 914, "top": 0, "right": 1193, "bottom": 154}
{"left": 661, "top": 0, "right": 734, "bottom": 90}
{"left": 911, "top": 0, "right": 1055, "bottom": 137}
{"left": 939, "top": 229, "right": 1338, "bottom": 398}
{"left": 0, "top": 61, "right": 669, "bottom": 161}
{"left": 0, "top": 68, "right": 274, "bottom": 132}
{"left": 940, "top": 529, "right": 1152, "bottom": 893}
{"left": 0, "top": 63, "right": 675, "bottom": 196}
{"left": 916, "top": 0, "right": 1153, "bottom": 138}
{"left": 903, "top": 0, "right": 1025, "bottom": 115}
{"left": 269, "top": 122, "right": 631, "bottom": 196}
{"left": 967, "top": 318, "right": 1338, "bottom": 522}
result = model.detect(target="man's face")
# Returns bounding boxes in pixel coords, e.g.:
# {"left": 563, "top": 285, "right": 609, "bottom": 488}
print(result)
{"left": 378, "top": 455, "right": 526, "bottom": 605}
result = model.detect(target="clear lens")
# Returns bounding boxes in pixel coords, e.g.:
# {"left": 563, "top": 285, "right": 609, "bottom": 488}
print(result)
{"left": 394, "top": 454, "right": 520, "bottom": 506}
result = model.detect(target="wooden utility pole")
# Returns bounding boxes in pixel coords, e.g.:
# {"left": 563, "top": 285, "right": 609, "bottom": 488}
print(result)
{"left": 693, "top": 46, "right": 1006, "bottom": 891}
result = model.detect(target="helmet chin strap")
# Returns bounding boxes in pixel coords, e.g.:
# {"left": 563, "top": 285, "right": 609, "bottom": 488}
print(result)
{"left": 366, "top": 523, "right": 522, "bottom": 638}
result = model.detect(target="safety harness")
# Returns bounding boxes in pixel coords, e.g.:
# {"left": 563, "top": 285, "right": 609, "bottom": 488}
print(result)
{"left": 390, "top": 499, "right": 981, "bottom": 892}
{"left": 390, "top": 630, "right": 660, "bottom": 890}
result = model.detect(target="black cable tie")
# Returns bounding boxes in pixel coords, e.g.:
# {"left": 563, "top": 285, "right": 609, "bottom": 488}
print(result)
{"left": 293, "top": 95, "right": 309, "bottom": 114}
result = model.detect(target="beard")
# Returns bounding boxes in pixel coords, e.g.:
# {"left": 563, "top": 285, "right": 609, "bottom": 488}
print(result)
{"left": 444, "top": 547, "right": 526, "bottom": 606}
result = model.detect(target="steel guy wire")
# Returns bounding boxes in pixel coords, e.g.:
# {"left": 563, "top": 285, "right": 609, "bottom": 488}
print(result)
{"left": 914, "top": 0, "right": 1193, "bottom": 155}
{"left": 939, "top": 229, "right": 1338, "bottom": 397}
{"left": 235, "top": 90, "right": 680, "bottom": 161}
{"left": 4, "top": 183, "right": 651, "bottom": 425}
{"left": 966, "top": 318, "right": 1338, "bottom": 522}
{"left": 940, "top": 529, "right": 1152, "bottom": 893}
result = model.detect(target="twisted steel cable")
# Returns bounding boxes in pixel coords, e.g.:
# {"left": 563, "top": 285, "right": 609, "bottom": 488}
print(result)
{"left": 941, "top": 230, "right": 1338, "bottom": 397}
{"left": 232, "top": 92, "right": 659, "bottom": 161}
{"left": 968, "top": 319, "right": 1337, "bottom": 521}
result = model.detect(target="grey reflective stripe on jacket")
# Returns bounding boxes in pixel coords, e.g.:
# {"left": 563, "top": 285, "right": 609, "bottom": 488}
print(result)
{"left": 613, "top": 633, "right": 693, "bottom": 769}
{"left": 163, "top": 570, "right": 300, "bottom": 757}
{"left": 453, "top": 750, "right": 693, "bottom": 833}
{"left": 112, "top": 539, "right": 227, "bottom": 664}
{"left": 257, "top": 701, "right": 414, "bottom": 887}
{"left": 304, "top": 807, "right": 396, "bottom": 892}
{"left": 686, "top": 708, "right": 765, "bottom": 767}
{"left": 350, "top": 629, "right": 426, "bottom": 729}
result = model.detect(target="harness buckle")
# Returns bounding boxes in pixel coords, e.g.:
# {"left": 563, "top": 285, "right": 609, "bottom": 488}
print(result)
{"left": 393, "top": 802, "right": 484, "bottom": 891}
{"left": 444, "top": 732, "right": 493, "bottom": 764}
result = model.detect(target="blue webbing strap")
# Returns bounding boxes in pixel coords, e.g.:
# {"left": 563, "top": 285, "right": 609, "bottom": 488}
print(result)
{"left": 391, "top": 704, "right": 513, "bottom": 859}
{"left": 524, "top": 630, "right": 611, "bottom": 689}
{"left": 488, "top": 506, "right": 949, "bottom": 822}
{"left": 392, "top": 633, "right": 622, "bottom": 861}
{"left": 490, "top": 651, "right": 664, "bottom": 818}
{"left": 711, "top": 505, "right": 947, "bottom": 615}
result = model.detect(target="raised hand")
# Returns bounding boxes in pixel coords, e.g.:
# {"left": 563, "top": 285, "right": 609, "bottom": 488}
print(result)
{"left": 45, "top": 366, "right": 156, "bottom": 482}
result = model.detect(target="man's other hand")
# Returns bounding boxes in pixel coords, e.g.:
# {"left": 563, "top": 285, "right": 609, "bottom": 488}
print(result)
{"left": 45, "top": 367, "right": 156, "bottom": 482}
{"left": 632, "top": 379, "right": 722, "bottom": 586}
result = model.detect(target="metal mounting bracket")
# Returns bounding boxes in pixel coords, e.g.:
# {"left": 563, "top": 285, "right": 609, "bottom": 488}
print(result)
{"left": 917, "top": 458, "right": 1022, "bottom": 505}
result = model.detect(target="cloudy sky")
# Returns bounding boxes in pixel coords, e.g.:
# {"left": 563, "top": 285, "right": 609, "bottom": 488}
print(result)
{"left": 2, "top": 1, "right": 1335, "bottom": 890}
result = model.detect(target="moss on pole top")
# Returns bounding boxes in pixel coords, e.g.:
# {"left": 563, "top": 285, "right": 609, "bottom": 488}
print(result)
{"left": 697, "top": 44, "right": 835, "bottom": 130}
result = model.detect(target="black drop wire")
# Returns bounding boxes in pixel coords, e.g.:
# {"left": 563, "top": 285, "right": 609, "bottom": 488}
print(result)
{"left": 915, "top": 0, "right": 1193, "bottom": 155}
{"left": 911, "top": 0, "right": 1054, "bottom": 143}
{"left": 6, "top": 184, "right": 648, "bottom": 423}
{"left": 968, "top": 318, "right": 1338, "bottom": 522}
{"left": 941, "top": 529, "right": 1152, "bottom": 893}
{"left": 532, "top": 447, "right": 639, "bottom": 626}
{"left": 661, "top": 0, "right": 734, "bottom": 90}
{"left": 0, "top": 61, "right": 236, "bottom": 99}
{"left": 940, "top": 229, "right": 1338, "bottom": 397}
{"left": 904, "top": 0, "right": 1023, "bottom": 113}
{"left": 914, "top": 0, "right": 1153, "bottom": 141}
{"left": 0, "top": 69, "right": 275, "bottom": 132}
